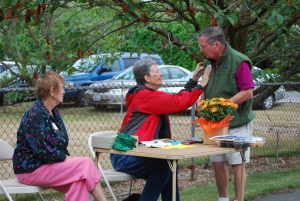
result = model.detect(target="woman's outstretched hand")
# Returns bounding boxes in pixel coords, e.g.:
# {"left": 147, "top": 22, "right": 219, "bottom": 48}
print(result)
{"left": 200, "top": 65, "right": 211, "bottom": 88}
{"left": 191, "top": 62, "right": 204, "bottom": 81}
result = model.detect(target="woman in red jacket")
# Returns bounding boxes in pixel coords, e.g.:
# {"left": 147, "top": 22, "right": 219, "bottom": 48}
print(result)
{"left": 111, "top": 59, "right": 210, "bottom": 201}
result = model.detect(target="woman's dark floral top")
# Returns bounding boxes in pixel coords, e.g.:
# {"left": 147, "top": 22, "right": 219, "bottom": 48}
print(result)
{"left": 13, "top": 99, "right": 70, "bottom": 174}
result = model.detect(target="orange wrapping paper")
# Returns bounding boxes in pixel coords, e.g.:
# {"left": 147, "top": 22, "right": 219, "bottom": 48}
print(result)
{"left": 190, "top": 114, "right": 234, "bottom": 133}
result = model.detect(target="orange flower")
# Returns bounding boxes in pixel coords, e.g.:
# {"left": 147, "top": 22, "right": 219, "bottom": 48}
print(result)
{"left": 195, "top": 98, "right": 239, "bottom": 122}
{"left": 209, "top": 101, "right": 217, "bottom": 106}
{"left": 210, "top": 107, "right": 218, "bottom": 113}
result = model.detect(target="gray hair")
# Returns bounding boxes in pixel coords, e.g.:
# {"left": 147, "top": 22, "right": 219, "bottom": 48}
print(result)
{"left": 197, "top": 27, "right": 226, "bottom": 45}
{"left": 133, "top": 59, "right": 157, "bottom": 85}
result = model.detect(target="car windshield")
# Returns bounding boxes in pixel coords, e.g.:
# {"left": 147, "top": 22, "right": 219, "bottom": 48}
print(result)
{"left": 72, "top": 57, "right": 102, "bottom": 73}
{"left": 112, "top": 67, "right": 134, "bottom": 80}
{"left": 0, "top": 67, "right": 19, "bottom": 84}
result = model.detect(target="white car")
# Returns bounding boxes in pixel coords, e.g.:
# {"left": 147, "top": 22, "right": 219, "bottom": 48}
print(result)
{"left": 84, "top": 65, "right": 191, "bottom": 109}
{"left": 252, "top": 66, "right": 286, "bottom": 109}
{"left": 0, "top": 61, "right": 19, "bottom": 74}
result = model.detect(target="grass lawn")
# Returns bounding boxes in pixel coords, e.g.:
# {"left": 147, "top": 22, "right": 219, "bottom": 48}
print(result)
{"left": 180, "top": 166, "right": 300, "bottom": 201}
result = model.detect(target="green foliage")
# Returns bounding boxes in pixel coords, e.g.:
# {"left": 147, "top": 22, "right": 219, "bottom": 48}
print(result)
{"left": 252, "top": 68, "right": 276, "bottom": 83}
{"left": 121, "top": 26, "right": 201, "bottom": 70}
{"left": 0, "top": 0, "right": 299, "bottom": 87}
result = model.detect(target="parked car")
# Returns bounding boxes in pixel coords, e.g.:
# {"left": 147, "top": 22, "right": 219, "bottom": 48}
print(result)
{"left": 0, "top": 66, "right": 20, "bottom": 105}
{"left": 252, "top": 67, "right": 286, "bottom": 109}
{"left": 84, "top": 65, "right": 191, "bottom": 109}
{"left": 0, "top": 61, "right": 19, "bottom": 74}
{"left": 61, "top": 52, "right": 164, "bottom": 107}
{"left": 0, "top": 65, "right": 52, "bottom": 105}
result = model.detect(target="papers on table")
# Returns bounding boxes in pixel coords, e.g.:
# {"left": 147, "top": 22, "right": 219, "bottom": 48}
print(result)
{"left": 139, "top": 140, "right": 196, "bottom": 149}
{"left": 161, "top": 144, "right": 196, "bottom": 149}
{"left": 139, "top": 140, "right": 173, "bottom": 148}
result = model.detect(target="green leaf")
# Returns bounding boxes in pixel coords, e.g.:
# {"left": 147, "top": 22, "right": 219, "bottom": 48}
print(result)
{"left": 276, "top": 29, "right": 282, "bottom": 35}
{"left": 226, "top": 16, "right": 235, "bottom": 26}
{"left": 271, "top": 25, "right": 279, "bottom": 32}
{"left": 128, "top": 5, "right": 136, "bottom": 12}
{"left": 277, "top": 14, "right": 284, "bottom": 25}
{"left": 3, "top": 0, "right": 15, "bottom": 8}
{"left": 291, "top": 4, "right": 299, "bottom": 10}
{"left": 186, "top": 46, "right": 195, "bottom": 55}
{"left": 213, "top": 12, "right": 222, "bottom": 19}
{"left": 266, "top": 16, "right": 275, "bottom": 26}
{"left": 216, "top": 17, "right": 224, "bottom": 27}
{"left": 49, "top": 2, "right": 62, "bottom": 14}
{"left": 229, "top": 13, "right": 239, "bottom": 22}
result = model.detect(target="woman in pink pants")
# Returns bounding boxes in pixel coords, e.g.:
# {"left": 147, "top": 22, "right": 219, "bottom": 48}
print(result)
{"left": 13, "top": 71, "right": 107, "bottom": 201}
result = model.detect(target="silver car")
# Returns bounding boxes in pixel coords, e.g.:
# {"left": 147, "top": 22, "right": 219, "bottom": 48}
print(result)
{"left": 84, "top": 65, "right": 191, "bottom": 109}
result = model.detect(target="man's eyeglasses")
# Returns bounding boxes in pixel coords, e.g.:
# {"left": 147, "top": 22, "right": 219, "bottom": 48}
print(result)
{"left": 199, "top": 43, "right": 211, "bottom": 50}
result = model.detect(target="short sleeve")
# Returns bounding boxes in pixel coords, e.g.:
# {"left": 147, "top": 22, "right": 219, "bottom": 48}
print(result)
{"left": 236, "top": 62, "right": 255, "bottom": 91}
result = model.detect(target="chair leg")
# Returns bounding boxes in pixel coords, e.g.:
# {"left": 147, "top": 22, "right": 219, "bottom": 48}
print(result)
{"left": 4, "top": 193, "right": 13, "bottom": 201}
{"left": 37, "top": 192, "right": 45, "bottom": 201}
{"left": 0, "top": 183, "right": 13, "bottom": 201}
{"left": 128, "top": 180, "right": 133, "bottom": 195}
{"left": 13, "top": 194, "right": 17, "bottom": 201}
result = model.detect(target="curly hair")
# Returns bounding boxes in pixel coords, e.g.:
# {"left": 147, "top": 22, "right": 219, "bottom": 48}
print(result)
{"left": 133, "top": 59, "right": 157, "bottom": 85}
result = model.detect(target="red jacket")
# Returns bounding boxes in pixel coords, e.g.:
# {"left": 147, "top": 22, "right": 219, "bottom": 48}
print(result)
{"left": 119, "top": 79, "right": 204, "bottom": 141}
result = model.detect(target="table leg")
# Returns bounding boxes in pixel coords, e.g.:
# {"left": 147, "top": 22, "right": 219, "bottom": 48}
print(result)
{"left": 167, "top": 159, "right": 178, "bottom": 201}
{"left": 240, "top": 151, "right": 246, "bottom": 201}
{"left": 94, "top": 152, "right": 99, "bottom": 167}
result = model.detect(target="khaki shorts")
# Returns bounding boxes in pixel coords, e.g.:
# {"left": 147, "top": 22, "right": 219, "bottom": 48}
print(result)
{"left": 210, "top": 121, "right": 253, "bottom": 165}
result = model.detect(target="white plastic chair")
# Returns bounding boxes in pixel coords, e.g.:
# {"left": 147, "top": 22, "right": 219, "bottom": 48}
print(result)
{"left": 88, "top": 131, "right": 140, "bottom": 201}
{"left": 0, "top": 139, "right": 49, "bottom": 201}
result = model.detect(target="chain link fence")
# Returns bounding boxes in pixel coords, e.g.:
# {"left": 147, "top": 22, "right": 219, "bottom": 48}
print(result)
{"left": 1, "top": 82, "right": 300, "bottom": 200}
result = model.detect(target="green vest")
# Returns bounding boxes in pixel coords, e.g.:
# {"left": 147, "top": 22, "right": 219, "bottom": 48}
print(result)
{"left": 203, "top": 43, "right": 256, "bottom": 128}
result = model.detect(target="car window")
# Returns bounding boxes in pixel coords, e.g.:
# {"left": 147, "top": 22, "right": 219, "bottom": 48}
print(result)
{"left": 168, "top": 67, "right": 188, "bottom": 79}
{"left": 123, "top": 58, "right": 141, "bottom": 68}
{"left": 159, "top": 68, "right": 169, "bottom": 80}
{"left": 73, "top": 58, "right": 99, "bottom": 73}
{"left": 103, "top": 59, "right": 121, "bottom": 72}
{"left": 0, "top": 67, "right": 18, "bottom": 79}
{"left": 182, "top": 71, "right": 194, "bottom": 81}
{"left": 113, "top": 67, "right": 134, "bottom": 80}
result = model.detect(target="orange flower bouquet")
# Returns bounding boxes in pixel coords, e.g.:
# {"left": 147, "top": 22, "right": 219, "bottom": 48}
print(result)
{"left": 190, "top": 98, "right": 239, "bottom": 143}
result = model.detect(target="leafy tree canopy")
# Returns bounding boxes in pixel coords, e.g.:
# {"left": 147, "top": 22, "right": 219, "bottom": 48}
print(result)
{"left": 0, "top": 0, "right": 300, "bottom": 106}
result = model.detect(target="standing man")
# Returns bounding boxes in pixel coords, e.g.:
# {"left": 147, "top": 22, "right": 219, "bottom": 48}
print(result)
{"left": 197, "top": 27, "right": 256, "bottom": 201}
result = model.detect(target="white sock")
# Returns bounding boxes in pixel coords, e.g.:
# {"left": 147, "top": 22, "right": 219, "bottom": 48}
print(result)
{"left": 218, "top": 198, "right": 229, "bottom": 201}
{"left": 234, "top": 200, "right": 239, "bottom": 201}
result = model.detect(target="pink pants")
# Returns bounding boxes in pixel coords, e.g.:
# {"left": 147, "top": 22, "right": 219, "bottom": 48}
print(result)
{"left": 16, "top": 157, "right": 102, "bottom": 201}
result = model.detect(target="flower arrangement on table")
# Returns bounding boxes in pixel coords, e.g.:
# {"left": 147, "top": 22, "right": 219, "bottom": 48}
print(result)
{"left": 190, "top": 98, "right": 239, "bottom": 133}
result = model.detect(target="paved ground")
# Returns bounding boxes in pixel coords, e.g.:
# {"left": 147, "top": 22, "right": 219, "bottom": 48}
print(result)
{"left": 250, "top": 188, "right": 300, "bottom": 201}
